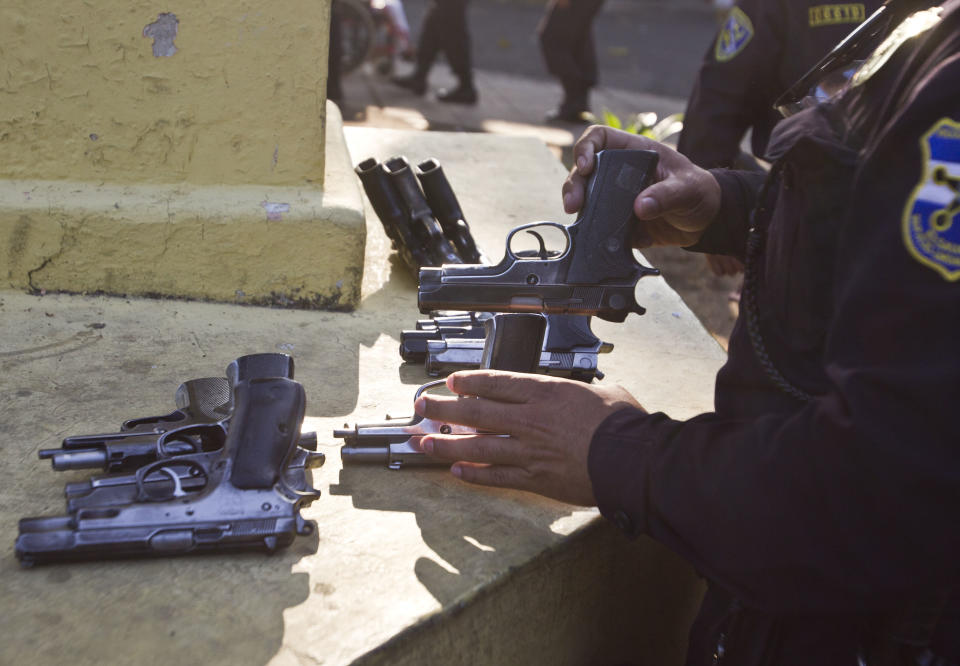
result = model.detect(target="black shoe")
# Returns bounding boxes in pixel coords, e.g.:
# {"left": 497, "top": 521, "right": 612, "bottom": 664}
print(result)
{"left": 436, "top": 84, "right": 478, "bottom": 105}
{"left": 545, "top": 106, "right": 591, "bottom": 123}
{"left": 390, "top": 73, "right": 427, "bottom": 96}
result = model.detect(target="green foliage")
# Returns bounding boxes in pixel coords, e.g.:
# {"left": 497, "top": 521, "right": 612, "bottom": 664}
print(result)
{"left": 600, "top": 110, "right": 684, "bottom": 142}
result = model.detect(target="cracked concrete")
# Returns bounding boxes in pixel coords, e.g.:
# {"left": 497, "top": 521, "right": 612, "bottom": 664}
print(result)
{"left": 1, "top": 102, "right": 366, "bottom": 309}
{"left": 1, "top": 129, "right": 721, "bottom": 665}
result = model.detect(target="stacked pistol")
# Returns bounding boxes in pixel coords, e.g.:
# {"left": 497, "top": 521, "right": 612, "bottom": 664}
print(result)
{"left": 355, "top": 155, "right": 484, "bottom": 275}
{"left": 337, "top": 313, "right": 548, "bottom": 469}
{"left": 341, "top": 149, "right": 663, "bottom": 470}
{"left": 15, "top": 353, "right": 325, "bottom": 567}
{"left": 355, "top": 154, "right": 617, "bottom": 382}
{"left": 400, "top": 312, "right": 613, "bottom": 382}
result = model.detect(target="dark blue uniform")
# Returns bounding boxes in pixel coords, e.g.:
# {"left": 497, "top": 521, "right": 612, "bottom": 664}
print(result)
{"left": 589, "top": 2, "right": 960, "bottom": 663}
{"left": 677, "top": 0, "right": 884, "bottom": 169}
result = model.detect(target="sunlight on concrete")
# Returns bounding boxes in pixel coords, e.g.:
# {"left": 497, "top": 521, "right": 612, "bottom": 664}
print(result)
{"left": 480, "top": 119, "right": 576, "bottom": 148}
{"left": 379, "top": 106, "right": 430, "bottom": 131}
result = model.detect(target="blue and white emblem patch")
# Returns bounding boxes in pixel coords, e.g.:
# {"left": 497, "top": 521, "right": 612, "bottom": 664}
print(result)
{"left": 715, "top": 7, "right": 754, "bottom": 62}
{"left": 902, "top": 118, "right": 960, "bottom": 281}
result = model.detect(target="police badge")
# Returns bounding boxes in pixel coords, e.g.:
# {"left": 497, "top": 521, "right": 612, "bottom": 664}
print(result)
{"left": 902, "top": 118, "right": 960, "bottom": 281}
{"left": 715, "top": 6, "right": 754, "bottom": 62}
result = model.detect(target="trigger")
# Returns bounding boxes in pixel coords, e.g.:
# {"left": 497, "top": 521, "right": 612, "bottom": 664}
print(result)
{"left": 160, "top": 467, "right": 187, "bottom": 497}
{"left": 525, "top": 230, "right": 549, "bottom": 260}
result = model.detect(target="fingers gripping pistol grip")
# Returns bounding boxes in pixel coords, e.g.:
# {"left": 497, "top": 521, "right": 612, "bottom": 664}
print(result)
{"left": 565, "top": 149, "right": 659, "bottom": 286}
{"left": 417, "top": 149, "right": 661, "bottom": 323}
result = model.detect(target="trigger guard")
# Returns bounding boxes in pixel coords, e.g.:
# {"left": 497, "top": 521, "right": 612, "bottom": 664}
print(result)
{"left": 505, "top": 222, "right": 570, "bottom": 261}
{"left": 135, "top": 458, "right": 208, "bottom": 502}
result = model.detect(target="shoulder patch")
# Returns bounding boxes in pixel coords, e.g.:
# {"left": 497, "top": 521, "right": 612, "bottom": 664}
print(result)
{"left": 808, "top": 4, "right": 866, "bottom": 28}
{"left": 714, "top": 7, "right": 754, "bottom": 62}
{"left": 902, "top": 118, "right": 960, "bottom": 281}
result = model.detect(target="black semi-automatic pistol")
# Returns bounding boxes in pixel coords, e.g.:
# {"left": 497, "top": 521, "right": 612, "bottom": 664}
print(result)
{"left": 402, "top": 312, "right": 612, "bottom": 381}
{"left": 37, "top": 353, "right": 296, "bottom": 473}
{"left": 418, "top": 149, "right": 661, "bottom": 323}
{"left": 16, "top": 375, "right": 322, "bottom": 566}
{"left": 337, "top": 313, "right": 546, "bottom": 469}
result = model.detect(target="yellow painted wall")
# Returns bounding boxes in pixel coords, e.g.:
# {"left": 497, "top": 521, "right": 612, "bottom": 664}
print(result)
{"left": 0, "top": 1, "right": 331, "bottom": 186}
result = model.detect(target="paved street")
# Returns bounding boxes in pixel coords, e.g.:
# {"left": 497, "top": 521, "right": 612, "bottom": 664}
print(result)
{"left": 405, "top": 0, "right": 718, "bottom": 99}
{"left": 338, "top": 0, "right": 719, "bottom": 144}
{"left": 336, "top": 0, "right": 740, "bottom": 347}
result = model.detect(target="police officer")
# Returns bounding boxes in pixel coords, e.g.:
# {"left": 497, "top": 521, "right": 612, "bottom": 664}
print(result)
{"left": 390, "top": 0, "right": 478, "bottom": 105}
{"left": 412, "top": 0, "right": 960, "bottom": 662}
{"left": 677, "top": 0, "right": 884, "bottom": 169}
{"left": 538, "top": 0, "right": 606, "bottom": 123}
{"left": 679, "top": 0, "right": 884, "bottom": 280}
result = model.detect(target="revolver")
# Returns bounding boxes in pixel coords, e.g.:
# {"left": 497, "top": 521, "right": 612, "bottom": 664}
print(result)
{"left": 418, "top": 149, "right": 661, "bottom": 323}
{"left": 337, "top": 313, "right": 546, "bottom": 469}
{"left": 16, "top": 374, "right": 323, "bottom": 566}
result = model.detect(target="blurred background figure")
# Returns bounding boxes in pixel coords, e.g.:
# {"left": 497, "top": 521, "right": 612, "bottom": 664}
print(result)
{"left": 678, "top": 0, "right": 882, "bottom": 170}
{"left": 676, "top": 0, "right": 883, "bottom": 291}
{"left": 390, "top": 0, "right": 478, "bottom": 104}
{"left": 538, "top": 0, "right": 606, "bottom": 123}
{"left": 333, "top": 0, "right": 414, "bottom": 81}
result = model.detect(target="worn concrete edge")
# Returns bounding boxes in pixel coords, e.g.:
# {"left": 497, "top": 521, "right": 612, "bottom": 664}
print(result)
{"left": 0, "top": 101, "right": 366, "bottom": 310}
{"left": 346, "top": 516, "right": 598, "bottom": 664}
{"left": 347, "top": 516, "right": 700, "bottom": 665}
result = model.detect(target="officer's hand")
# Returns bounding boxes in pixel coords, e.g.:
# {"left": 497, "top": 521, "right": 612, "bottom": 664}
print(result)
{"left": 413, "top": 370, "right": 645, "bottom": 506}
{"left": 562, "top": 126, "right": 721, "bottom": 248}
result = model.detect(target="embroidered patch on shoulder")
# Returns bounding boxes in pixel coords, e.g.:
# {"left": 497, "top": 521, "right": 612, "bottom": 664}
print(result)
{"left": 902, "top": 118, "right": 960, "bottom": 281}
{"left": 808, "top": 4, "right": 866, "bottom": 27}
{"left": 715, "top": 7, "right": 754, "bottom": 62}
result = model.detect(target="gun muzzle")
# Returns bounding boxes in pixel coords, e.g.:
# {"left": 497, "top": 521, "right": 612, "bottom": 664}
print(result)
{"left": 384, "top": 156, "right": 462, "bottom": 266}
{"left": 355, "top": 158, "right": 429, "bottom": 273}
{"left": 416, "top": 158, "right": 484, "bottom": 264}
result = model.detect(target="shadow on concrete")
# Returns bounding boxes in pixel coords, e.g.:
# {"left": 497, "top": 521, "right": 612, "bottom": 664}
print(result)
{"left": 330, "top": 464, "right": 568, "bottom": 606}
{"left": 1, "top": 534, "right": 318, "bottom": 666}
{"left": 328, "top": 466, "right": 704, "bottom": 666}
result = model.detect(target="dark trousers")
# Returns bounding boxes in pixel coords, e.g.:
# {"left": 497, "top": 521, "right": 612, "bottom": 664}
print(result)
{"left": 538, "top": 0, "right": 605, "bottom": 109}
{"left": 415, "top": 0, "right": 474, "bottom": 86}
{"left": 327, "top": 1, "right": 343, "bottom": 102}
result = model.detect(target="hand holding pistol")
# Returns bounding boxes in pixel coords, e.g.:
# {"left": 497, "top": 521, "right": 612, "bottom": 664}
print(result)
{"left": 418, "top": 149, "right": 661, "bottom": 322}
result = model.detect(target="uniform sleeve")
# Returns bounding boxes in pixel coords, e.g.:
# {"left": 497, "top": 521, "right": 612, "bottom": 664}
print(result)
{"left": 590, "top": 56, "right": 960, "bottom": 614}
{"left": 676, "top": 0, "right": 785, "bottom": 168}
{"left": 682, "top": 168, "right": 766, "bottom": 259}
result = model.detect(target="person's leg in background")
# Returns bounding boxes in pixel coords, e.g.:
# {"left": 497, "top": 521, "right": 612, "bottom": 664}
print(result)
{"left": 434, "top": 0, "right": 477, "bottom": 104}
{"left": 391, "top": 0, "right": 443, "bottom": 95}
{"left": 391, "top": 0, "right": 476, "bottom": 104}
{"left": 538, "top": 0, "right": 605, "bottom": 122}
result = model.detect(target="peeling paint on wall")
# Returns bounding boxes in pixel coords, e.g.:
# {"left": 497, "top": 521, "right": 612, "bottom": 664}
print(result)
{"left": 261, "top": 201, "right": 290, "bottom": 221}
{"left": 143, "top": 13, "right": 179, "bottom": 57}
{"left": 0, "top": 2, "right": 329, "bottom": 185}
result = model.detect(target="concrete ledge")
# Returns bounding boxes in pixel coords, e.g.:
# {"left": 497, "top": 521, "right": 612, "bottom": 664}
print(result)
{"left": 0, "top": 130, "right": 722, "bottom": 665}
{"left": 0, "top": 101, "right": 365, "bottom": 309}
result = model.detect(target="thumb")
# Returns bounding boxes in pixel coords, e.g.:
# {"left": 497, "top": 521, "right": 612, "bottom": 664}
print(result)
{"left": 633, "top": 176, "right": 688, "bottom": 221}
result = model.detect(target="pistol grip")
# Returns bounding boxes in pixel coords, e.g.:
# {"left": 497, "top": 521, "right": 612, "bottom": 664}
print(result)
{"left": 565, "top": 149, "right": 659, "bottom": 283}
{"left": 480, "top": 314, "right": 547, "bottom": 373}
{"left": 229, "top": 377, "right": 306, "bottom": 490}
